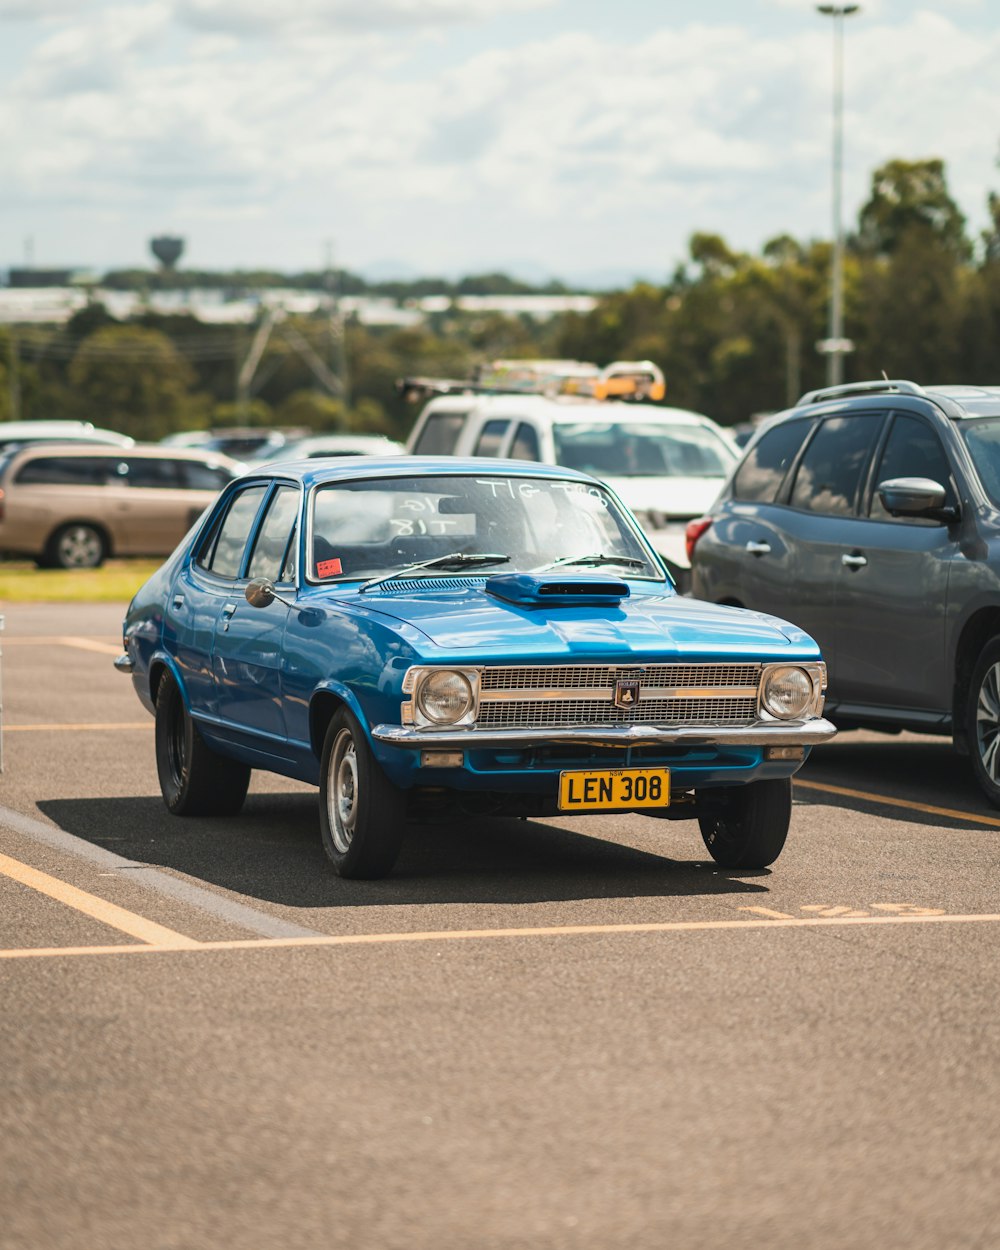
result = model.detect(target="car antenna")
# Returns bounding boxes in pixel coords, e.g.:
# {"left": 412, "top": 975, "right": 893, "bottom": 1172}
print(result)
{"left": 881, "top": 370, "right": 890, "bottom": 382}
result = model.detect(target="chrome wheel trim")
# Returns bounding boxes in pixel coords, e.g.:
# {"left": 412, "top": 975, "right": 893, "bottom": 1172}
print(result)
{"left": 328, "top": 728, "right": 359, "bottom": 854}
{"left": 58, "top": 525, "right": 102, "bottom": 568}
{"left": 165, "top": 693, "right": 187, "bottom": 788}
{"left": 976, "top": 661, "right": 1000, "bottom": 783}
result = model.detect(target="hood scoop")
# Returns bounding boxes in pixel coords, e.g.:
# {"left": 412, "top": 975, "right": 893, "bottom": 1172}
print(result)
{"left": 485, "top": 572, "right": 630, "bottom": 608}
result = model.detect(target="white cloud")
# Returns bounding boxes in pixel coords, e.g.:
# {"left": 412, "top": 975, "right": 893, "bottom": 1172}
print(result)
{"left": 173, "top": 0, "right": 555, "bottom": 37}
{"left": 2, "top": 4, "right": 999, "bottom": 277}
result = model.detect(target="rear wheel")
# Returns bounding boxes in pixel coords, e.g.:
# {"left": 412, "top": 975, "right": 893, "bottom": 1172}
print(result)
{"left": 697, "top": 778, "right": 792, "bottom": 868}
{"left": 966, "top": 637, "right": 1000, "bottom": 808}
{"left": 319, "top": 708, "right": 406, "bottom": 879}
{"left": 43, "top": 522, "right": 107, "bottom": 569}
{"left": 155, "top": 672, "right": 251, "bottom": 816}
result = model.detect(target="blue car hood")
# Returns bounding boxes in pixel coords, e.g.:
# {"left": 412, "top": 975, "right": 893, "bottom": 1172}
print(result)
{"left": 356, "top": 584, "right": 805, "bottom": 660}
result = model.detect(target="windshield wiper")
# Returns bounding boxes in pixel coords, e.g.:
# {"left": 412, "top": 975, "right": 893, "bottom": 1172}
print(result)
{"left": 358, "top": 552, "right": 510, "bottom": 593}
{"left": 531, "top": 553, "right": 649, "bottom": 573}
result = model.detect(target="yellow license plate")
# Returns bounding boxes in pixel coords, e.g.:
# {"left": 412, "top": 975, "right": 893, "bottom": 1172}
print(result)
{"left": 558, "top": 767, "right": 670, "bottom": 812}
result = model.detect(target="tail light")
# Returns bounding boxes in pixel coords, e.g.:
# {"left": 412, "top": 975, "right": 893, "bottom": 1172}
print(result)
{"left": 685, "top": 516, "right": 712, "bottom": 562}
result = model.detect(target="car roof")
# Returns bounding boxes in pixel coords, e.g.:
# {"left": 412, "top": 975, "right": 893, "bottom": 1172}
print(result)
{"left": 0, "top": 420, "right": 133, "bottom": 446}
{"left": 791, "top": 379, "right": 1000, "bottom": 421}
{"left": 5, "top": 441, "right": 241, "bottom": 465}
{"left": 456, "top": 394, "right": 717, "bottom": 426}
{"left": 241, "top": 455, "right": 607, "bottom": 489}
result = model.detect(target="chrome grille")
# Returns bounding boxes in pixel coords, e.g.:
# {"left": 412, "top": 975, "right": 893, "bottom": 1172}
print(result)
{"left": 477, "top": 696, "right": 758, "bottom": 729}
{"left": 475, "top": 663, "right": 762, "bottom": 729}
{"left": 479, "top": 663, "right": 760, "bottom": 691}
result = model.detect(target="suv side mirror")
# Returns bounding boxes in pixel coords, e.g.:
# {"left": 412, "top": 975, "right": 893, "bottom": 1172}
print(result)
{"left": 878, "top": 477, "right": 959, "bottom": 523}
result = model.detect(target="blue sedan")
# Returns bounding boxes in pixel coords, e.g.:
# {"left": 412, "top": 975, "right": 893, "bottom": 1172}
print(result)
{"left": 116, "top": 457, "right": 836, "bottom": 878}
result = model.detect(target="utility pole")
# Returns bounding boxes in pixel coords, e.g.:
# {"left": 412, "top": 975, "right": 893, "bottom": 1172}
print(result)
{"left": 325, "top": 241, "right": 350, "bottom": 411}
{"left": 816, "top": 4, "right": 860, "bottom": 386}
{"left": 7, "top": 331, "right": 20, "bottom": 421}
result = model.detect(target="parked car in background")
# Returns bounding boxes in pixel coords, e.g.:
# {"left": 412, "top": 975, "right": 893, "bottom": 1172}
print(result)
{"left": 406, "top": 384, "right": 738, "bottom": 589}
{"left": 260, "top": 433, "right": 405, "bottom": 462}
{"left": 116, "top": 455, "right": 834, "bottom": 880}
{"left": 688, "top": 379, "right": 1000, "bottom": 806}
{"left": 161, "top": 428, "right": 298, "bottom": 462}
{"left": 0, "top": 443, "right": 241, "bottom": 568}
{"left": 0, "top": 420, "right": 134, "bottom": 453}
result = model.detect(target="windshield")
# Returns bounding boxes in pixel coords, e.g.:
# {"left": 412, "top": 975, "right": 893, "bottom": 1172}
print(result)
{"left": 308, "top": 473, "right": 662, "bottom": 583}
{"left": 961, "top": 417, "right": 1000, "bottom": 506}
{"left": 552, "top": 421, "right": 736, "bottom": 479}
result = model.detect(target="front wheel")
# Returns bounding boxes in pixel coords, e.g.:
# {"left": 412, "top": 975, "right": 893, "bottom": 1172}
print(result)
{"left": 319, "top": 708, "right": 406, "bottom": 879}
{"left": 155, "top": 672, "right": 251, "bottom": 816}
{"left": 966, "top": 637, "right": 1000, "bottom": 809}
{"left": 697, "top": 778, "right": 792, "bottom": 868}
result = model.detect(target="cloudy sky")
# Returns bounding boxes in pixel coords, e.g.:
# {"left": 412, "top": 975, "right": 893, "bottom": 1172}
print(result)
{"left": 2, "top": 0, "right": 998, "bottom": 285}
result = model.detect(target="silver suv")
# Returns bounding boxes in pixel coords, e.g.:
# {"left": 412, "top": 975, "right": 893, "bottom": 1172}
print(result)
{"left": 689, "top": 380, "right": 1000, "bottom": 806}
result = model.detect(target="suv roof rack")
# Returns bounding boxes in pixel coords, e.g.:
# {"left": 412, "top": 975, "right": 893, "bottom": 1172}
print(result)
{"left": 797, "top": 379, "right": 925, "bottom": 406}
{"left": 397, "top": 359, "right": 666, "bottom": 405}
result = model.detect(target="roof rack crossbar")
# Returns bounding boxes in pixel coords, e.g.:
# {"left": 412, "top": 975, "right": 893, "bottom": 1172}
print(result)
{"left": 797, "top": 379, "right": 925, "bottom": 406}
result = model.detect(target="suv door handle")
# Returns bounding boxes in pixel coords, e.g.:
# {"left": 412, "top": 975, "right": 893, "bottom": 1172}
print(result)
{"left": 745, "top": 541, "right": 771, "bottom": 556}
{"left": 841, "top": 552, "right": 868, "bottom": 569}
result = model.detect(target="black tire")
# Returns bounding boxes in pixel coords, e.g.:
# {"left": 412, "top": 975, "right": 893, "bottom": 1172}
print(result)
{"left": 44, "top": 522, "right": 108, "bottom": 569}
{"left": 966, "top": 636, "right": 1000, "bottom": 809}
{"left": 318, "top": 707, "right": 406, "bottom": 879}
{"left": 697, "top": 778, "right": 792, "bottom": 868}
{"left": 155, "top": 672, "right": 251, "bottom": 816}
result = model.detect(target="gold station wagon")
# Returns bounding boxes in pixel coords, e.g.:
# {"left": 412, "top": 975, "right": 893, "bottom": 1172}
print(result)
{"left": 0, "top": 443, "right": 241, "bottom": 568}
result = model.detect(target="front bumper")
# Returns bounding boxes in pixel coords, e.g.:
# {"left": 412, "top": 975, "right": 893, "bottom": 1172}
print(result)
{"left": 372, "top": 716, "right": 838, "bottom": 750}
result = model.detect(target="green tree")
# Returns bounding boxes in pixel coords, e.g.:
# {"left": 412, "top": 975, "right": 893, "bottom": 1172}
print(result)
{"left": 856, "top": 158, "right": 971, "bottom": 260}
{"left": 67, "top": 325, "right": 197, "bottom": 440}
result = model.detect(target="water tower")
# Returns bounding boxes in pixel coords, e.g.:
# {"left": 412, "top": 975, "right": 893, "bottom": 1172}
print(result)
{"left": 150, "top": 235, "right": 185, "bottom": 269}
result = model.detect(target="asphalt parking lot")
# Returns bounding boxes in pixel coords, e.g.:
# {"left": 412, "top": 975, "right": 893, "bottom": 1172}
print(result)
{"left": 2, "top": 602, "right": 999, "bottom": 1250}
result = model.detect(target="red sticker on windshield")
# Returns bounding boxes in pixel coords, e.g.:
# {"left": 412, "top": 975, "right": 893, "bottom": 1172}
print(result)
{"left": 316, "top": 557, "right": 343, "bottom": 578}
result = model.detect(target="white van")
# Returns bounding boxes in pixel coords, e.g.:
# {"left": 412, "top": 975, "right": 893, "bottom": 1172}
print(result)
{"left": 406, "top": 391, "right": 738, "bottom": 588}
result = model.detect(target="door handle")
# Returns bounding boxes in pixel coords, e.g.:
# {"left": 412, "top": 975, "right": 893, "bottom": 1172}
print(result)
{"left": 841, "top": 553, "right": 868, "bottom": 569}
{"left": 172, "top": 594, "right": 184, "bottom": 609}
{"left": 220, "top": 602, "right": 237, "bottom": 631}
{"left": 745, "top": 541, "right": 771, "bottom": 556}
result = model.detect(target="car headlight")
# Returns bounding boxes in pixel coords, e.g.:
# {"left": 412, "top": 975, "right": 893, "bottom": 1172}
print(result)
{"left": 760, "top": 666, "right": 815, "bottom": 720}
{"left": 413, "top": 669, "right": 476, "bottom": 726}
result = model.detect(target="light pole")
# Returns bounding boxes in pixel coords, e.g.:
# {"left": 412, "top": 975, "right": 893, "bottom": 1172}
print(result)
{"left": 816, "top": 3, "right": 860, "bottom": 387}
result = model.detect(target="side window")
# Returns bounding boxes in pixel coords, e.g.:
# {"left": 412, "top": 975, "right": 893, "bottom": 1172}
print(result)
{"left": 14, "top": 456, "right": 109, "bottom": 486}
{"left": 732, "top": 419, "right": 813, "bottom": 502}
{"left": 119, "top": 458, "right": 182, "bottom": 489}
{"left": 179, "top": 460, "right": 235, "bottom": 490}
{"left": 789, "top": 415, "right": 884, "bottom": 517}
{"left": 247, "top": 486, "right": 300, "bottom": 582}
{"left": 412, "top": 411, "right": 467, "bottom": 455}
{"left": 510, "top": 422, "right": 541, "bottom": 461}
{"left": 473, "top": 419, "right": 510, "bottom": 457}
{"left": 197, "top": 485, "right": 268, "bottom": 579}
{"left": 869, "top": 415, "right": 955, "bottom": 520}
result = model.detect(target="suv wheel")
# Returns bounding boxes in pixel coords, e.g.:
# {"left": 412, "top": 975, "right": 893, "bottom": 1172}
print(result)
{"left": 967, "top": 637, "right": 1000, "bottom": 808}
{"left": 43, "top": 522, "right": 107, "bottom": 569}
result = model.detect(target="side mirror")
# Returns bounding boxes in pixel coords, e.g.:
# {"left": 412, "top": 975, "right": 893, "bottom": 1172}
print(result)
{"left": 245, "top": 577, "right": 277, "bottom": 608}
{"left": 878, "top": 477, "right": 959, "bottom": 522}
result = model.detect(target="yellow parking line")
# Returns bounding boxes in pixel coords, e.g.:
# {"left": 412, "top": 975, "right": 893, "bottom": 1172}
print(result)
{"left": 3, "top": 722, "right": 152, "bottom": 733}
{"left": 3, "top": 909, "right": 1000, "bottom": 960}
{"left": 0, "top": 851, "right": 199, "bottom": 948}
{"left": 795, "top": 777, "right": 1000, "bottom": 828}
{"left": 3, "top": 636, "right": 123, "bottom": 656}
